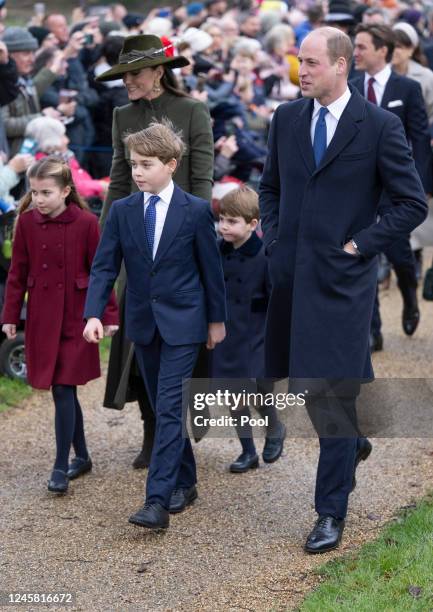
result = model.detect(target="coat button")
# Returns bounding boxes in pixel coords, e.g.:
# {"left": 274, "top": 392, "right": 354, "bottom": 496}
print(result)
{"left": 235, "top": 298, "right": 241, "bottom": 304}
{"left": 58, "top": 263, "right": 64, "bottom": 268}
{"left": 150, "top": 271, "right": 156, "bottom": 277}
{"left": 42, "top": 244, "right": 47, "bottom": 250}
{"left": 237, "top": 278, "right": 242, "bottom": 283}
{"left": 42, "top": 263, "right": 48, "bottom": 270}
{"left": 151, "top": 296, "right": 158, "bottom": 302}
{"left": 57, "top": 283, "right": 63, "bottom": 289}
{"left": 43, "top": 283, "right": 48, "bottom": 289}
{"left": 42, "top": 225, "right": 47, "bottom": 230}
{"left": 224, "top": 276, "right": 228, "bottom": 282}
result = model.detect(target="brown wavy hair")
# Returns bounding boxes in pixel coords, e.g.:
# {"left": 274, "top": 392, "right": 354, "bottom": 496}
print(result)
{"left": 18, "top": 156, "right": 88, "bottom": 215}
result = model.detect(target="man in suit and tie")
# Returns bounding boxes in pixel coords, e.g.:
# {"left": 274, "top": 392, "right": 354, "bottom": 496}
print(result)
{"left": 83, "top": 121, "right": 226, "bottom": 529}
{"left": 351, "top": 23, "right": 432, "bottom": 351}
{"left": 260, "top": 26, "right": 427, "bottom": 552}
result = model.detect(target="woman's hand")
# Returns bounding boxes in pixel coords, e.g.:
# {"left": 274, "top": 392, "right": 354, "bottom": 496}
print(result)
{"left": 2, "top": 324, "right": 16, "bottom": 340}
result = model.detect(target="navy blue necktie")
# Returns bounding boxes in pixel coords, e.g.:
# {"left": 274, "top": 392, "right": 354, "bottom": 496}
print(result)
{"left": 144, "top": 194, "right": 159, "bottom": 255}
{"left": 313, "top": 106, "right": 329, "bottom": 167}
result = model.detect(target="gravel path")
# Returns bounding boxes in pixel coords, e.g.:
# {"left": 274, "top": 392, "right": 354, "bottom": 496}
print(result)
{"left": 2, "top": 258, "right": 433, "bottom": 612}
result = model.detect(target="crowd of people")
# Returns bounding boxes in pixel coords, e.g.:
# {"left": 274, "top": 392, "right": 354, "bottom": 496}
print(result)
{"left": 0, "top": 0, "right": 433, "bottom": 555}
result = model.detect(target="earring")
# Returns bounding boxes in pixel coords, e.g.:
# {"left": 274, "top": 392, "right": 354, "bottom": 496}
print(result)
{"left": 152, "top": 80, "right": 162, "bottom": 93}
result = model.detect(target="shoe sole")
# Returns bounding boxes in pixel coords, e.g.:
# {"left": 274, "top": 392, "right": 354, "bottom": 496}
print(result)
{"left": 169, "top": 491, "right": 198, "bottom": 514}
{"left": 128, "top": 516, "right": 168, "bottom": 529}
{"left": 304, "top": 539, "right": 342, "bottom": 554}
{"left": 47, "top": 485, "right": 68, "bottom": 494}
{"left": 229, "top": 458, "right": 259, "bottom": 473}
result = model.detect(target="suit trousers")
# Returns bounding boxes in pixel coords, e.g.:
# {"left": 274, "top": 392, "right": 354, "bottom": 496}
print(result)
{"left": 134, "top": 332, "right": 200, "bottom": 508}
{"left": 306, "top": 385, "right": 364, "bottom": 519}
{"left": 371, "top": 235, "right": 417, "bottom": 334}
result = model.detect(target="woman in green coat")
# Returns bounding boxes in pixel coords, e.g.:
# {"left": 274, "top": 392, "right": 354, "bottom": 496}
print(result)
{"left": 97, "top": 35, "right": 214, "bottom": 468}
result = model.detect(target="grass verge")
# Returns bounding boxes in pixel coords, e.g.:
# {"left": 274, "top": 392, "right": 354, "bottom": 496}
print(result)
{"left": 0, "top": 338, "right": 112, "bottom": 412}
{"left": 299, "top": 494, "right": 433, "bottom": 611}
{"left": 0, "top": 377, "right": 32, "bottom": 413}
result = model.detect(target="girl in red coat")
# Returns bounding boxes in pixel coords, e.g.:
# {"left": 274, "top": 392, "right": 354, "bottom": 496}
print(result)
{"left": 2, "top": 157, "right": 118, "bottom": 494}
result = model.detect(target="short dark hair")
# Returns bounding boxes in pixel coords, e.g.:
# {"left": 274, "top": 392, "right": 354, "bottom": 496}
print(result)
{"left": 355, "top": 23, "right": 395, "bottom": 62}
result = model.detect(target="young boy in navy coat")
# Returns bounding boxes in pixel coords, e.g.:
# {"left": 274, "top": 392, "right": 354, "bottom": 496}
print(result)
{"left": 211, "top": 186, "right": 286, "bottom": 472}
{"left": 83, "top": 121, "right": 226, "bottom": 529}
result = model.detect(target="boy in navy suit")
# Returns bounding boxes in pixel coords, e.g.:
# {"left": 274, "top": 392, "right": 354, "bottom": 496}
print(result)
{"left": 83, "top": 121, "right": 226, "bottom": 529}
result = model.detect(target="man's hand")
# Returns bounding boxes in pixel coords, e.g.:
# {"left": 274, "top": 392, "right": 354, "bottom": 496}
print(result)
{"left": 63, "top": 31, "right": 85, "bottom": 59}
{"left": 206, "top": 322, "right": 226, "bottom": 349}
{"left": 343, "top": 241, "right": 358, "bottom": 255}
{"left": 103, "top": 325, "right": 119, "bottom": 337}
{"left": 2, "top": 324, "right": 16, "bottom": 340}
{"left": 83, "top": 317, "right": 104, "bottom": 343}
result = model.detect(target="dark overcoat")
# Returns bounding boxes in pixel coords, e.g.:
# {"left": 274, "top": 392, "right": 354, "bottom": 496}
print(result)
{"left": 259, "top": 88, "right": 427, "bottom": 381}
{"left": 2, "top": 204, "right": 118, "bottom": 389}
{"left": 210, "top": 233, "right": 270, "bottom": 379}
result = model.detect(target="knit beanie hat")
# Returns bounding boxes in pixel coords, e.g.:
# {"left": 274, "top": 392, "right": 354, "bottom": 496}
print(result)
{"left": 2, "top": 27, "right": 39, "bottom": 52}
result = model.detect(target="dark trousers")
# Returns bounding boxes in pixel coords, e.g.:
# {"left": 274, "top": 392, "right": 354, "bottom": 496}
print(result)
{"left": 371, "top": 235, "right": 417, "bottom": 335}
{"left": 306, "top": 384, "right": 363, "bottom": 520}
{"left": 134, "top": 331, "right": 200, "bottom": 509}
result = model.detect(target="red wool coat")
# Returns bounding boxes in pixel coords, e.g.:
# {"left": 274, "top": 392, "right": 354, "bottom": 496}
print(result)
{"left": 2, "top": 204, "right": 118, "bottom": 389}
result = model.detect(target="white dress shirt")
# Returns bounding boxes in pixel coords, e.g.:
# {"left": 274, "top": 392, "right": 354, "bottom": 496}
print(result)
{"left": 143, "top": 180, "right": 174, "bottom": 259}
{"left": 364, "top": 64, "right": 392, "bottom": 107}
{"left": 310, "top": 87, "right": 352, "bottom": 147}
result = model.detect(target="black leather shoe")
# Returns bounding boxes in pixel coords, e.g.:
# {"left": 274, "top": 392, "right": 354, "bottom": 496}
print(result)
{"left": 370, "top": 331, "right": 383, "bottom": 352}
{"left": 305, "top": 515, "right": 345, "bottom": 554}
{"left": 262, "top": 422, "right": 286, "bottom": 463}
{"left": 47, "top": 469, "right": 69, "bottom": 494}
{"left": 67, "top": 456, "right": 92, "bottom": 480}
{"left": 169, "top": 485, "right": 198, "bottom": 514}
{"left": 402, "top": 307, "right": 420, "bottom": 336}
{"left": 128, "top": 502, "right": 169, "bottom": 529}
{"left": 229, "top": 452, "right": 259, "bottom": 473}
{"left": 351, "top": 438, "right": 372, "bottom": 492}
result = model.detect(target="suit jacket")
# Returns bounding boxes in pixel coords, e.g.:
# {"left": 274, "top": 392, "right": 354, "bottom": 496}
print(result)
{"left": 351, "top": 70, "right": 432, "bottom": 193}
{"left": 259, "top": 87, "right": 427, "bottom": 380}
{"left": 84, "top": 184, "right": 226, "bottom": 346}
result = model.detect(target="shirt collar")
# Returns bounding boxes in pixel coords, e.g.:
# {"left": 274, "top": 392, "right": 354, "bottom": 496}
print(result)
{"left": 142, "top": 179, "right": 174, "bottom": 206}
{"left": 365, "top": 64, "right": 391, "bottom": 87}
{"left": 313, "top": 87, "right": 352, "bottom": 121}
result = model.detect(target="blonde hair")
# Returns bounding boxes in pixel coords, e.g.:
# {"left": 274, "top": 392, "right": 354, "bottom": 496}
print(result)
{"left": 219, "top": 185, "right": 259, "bottom": 222}
{"left": 18, "top": 156, "right": 88, "bottom": 215}
{"left": 123, "top": 119, "right": 186, "bottom": 163}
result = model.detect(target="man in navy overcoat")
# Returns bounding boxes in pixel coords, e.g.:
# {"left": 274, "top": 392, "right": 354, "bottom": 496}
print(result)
{"left": 259, "top": 26, "right": 427, "bottom": 553}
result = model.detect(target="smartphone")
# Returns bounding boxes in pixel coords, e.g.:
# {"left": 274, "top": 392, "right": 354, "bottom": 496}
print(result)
{"left": 84, "top": 33, "right": 94, "bottom": 45}
{"left": 18, "top": 138, "right": 38, "bottom": 155}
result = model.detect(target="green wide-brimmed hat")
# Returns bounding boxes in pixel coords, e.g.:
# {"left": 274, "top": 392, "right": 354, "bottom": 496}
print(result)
{"left": 95, "top": 34, "right": 190, "bottom": 82}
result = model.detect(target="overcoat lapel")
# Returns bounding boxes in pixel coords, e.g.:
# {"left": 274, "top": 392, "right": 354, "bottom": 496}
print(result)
{"left": 293, "top": 99, "right": 316, "bottom": 174}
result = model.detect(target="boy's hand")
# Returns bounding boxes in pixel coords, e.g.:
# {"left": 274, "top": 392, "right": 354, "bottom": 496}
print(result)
{"left": 2, "top": 324, "right": 16, "bottom": 340}
{"left": 103, "top": 325, "right": 119, "bottom": 337}
{"left": 83, "top": 318, "right": 104, "bottom": 343}
{"left": 206, "top": 322, "right": 226, "bottom": 350}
